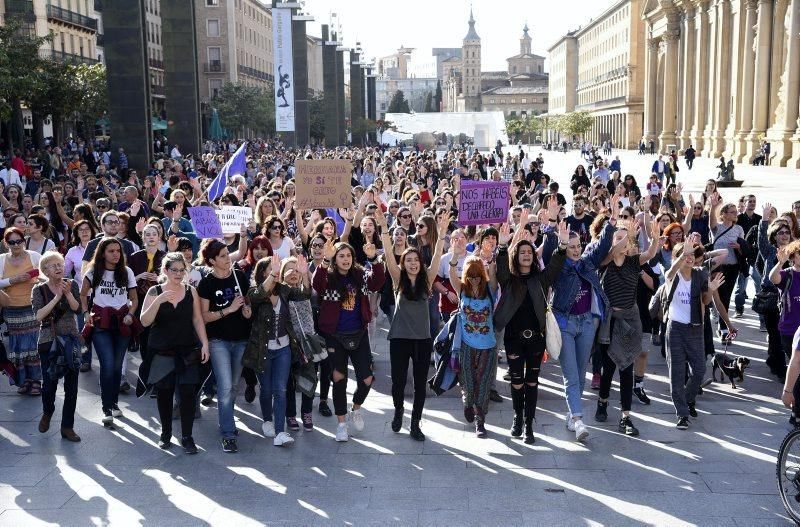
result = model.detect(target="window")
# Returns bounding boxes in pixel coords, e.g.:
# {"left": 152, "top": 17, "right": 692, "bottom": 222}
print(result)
{"left": 207, "top": 0, "right": 218, "bottom": 5}
{"left": 209, "top": 79, "right": 223, "bottom": 99}
{"left": 521, "top": 98, "right": 527, "bottom": 103}
{"left": 208, "top": 46, "right": 221, "bottom": 70}
{"left": 207, "top": 19, "right": 220, "bottom": 37}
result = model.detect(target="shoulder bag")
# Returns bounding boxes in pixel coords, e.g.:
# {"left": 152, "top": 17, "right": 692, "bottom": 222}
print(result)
{"left": 540, "top": 283, "right": 561, "bottom": 361}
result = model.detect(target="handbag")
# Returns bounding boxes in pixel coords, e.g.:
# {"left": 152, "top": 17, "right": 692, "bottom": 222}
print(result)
{"left": 290, "top": 301, "right": 327, "bottom": 362}
{"left": 648, "top": 283, "right": 668, "bottom": 321}
{"left": 540, "top": 283, "right": 561, "bottom": 361}
{"left": 752, "top": 289, "right": 780, "bottom": 315}
{"left": 333, "top": 329, "right": 366, "bottom": 351}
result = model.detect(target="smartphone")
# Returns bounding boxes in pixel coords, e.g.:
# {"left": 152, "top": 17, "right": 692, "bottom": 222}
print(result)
{"left": 27, "top": 269, "right": 40, "bottom": 279}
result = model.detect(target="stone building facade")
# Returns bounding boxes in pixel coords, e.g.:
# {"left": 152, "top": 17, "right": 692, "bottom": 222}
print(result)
{"left": 641, "top": 0, "right": 800, "bottom": 166}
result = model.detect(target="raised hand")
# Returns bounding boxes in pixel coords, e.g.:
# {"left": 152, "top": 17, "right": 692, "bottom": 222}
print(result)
{"left": 296, "top": 254, "right": 309, "bottom": 275}
{"left": 436, "top": 213, "right": 450, "bottom": 237}
{"left": 498, "top": 223, "right": 512, "bottom": 246}
{"left": 167, "top": 234, "right": 178, "bottom": 252}
{"left": 363, "top": 242, "right": 377, "bottom": 260}
{"left": 557, "top": 220, "right": 570, "bottom": 244}
{"left": 763, "top": 202, "right": 772, "bottom": 219}
{"left": 708, "top": 273, "right": 724, "bottom": 293}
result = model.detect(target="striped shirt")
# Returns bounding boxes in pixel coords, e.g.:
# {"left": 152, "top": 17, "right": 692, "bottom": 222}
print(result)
{"left": 600, "top": 255, "right": 640, "bottom": 310}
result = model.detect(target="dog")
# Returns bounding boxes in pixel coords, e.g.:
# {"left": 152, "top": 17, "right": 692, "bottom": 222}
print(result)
{"left": 712, "top": 353, "right": 751, "bottom": 389}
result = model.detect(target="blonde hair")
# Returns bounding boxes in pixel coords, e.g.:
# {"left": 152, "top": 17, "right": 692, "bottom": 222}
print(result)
{"left": 39, "top": 251, "right": 64, "bottom": 274}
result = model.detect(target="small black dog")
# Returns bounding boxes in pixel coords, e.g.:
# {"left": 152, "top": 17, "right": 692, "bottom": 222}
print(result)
{"left": 712, "top": 353, "right": 751, "bottom": 389}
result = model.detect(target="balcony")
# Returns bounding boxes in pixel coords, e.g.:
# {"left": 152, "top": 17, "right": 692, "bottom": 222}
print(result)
{"left": 4, "top": 0, "right": 36, "bottom": 22}
{"left": 149, "top": 58, "right": 164, "bottom": 70}
{"left": 203, "top": 61, "right": 226, "bottom": 73}
{"left": 237, "top": 64, "right": 272, "bottom": 83}
{"left": 40, "top": 49, "right": 99, "bottom": 65}
{"left": 46, "top": 4, "right": 98, "bottom": 32}
{"left": 151, "top": 84, "right": 165, "bottom": 97}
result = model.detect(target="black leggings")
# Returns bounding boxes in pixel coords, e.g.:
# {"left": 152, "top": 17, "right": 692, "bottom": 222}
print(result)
{"left": 156, "top": 377, "right": 197, "bottom": 439}
{"left": 598, "top": 345, "right": 634, "bottom": 412}
{"left": 505, "top": 334, "right": 544, "bottom": 422}
{"left": 389, "top": 338, "right": 432, "bottom": 421}
{"left": 327, "top": 333, "right": 373, "bottom": 416}
{"left": 765, "top": 309, "right": 786, "bottom": 374}
{"left": 716, "top": 264, "right": 739, "bottom": 331}
{"left": 287, "top": 356, "right": 333, "bottom": 417}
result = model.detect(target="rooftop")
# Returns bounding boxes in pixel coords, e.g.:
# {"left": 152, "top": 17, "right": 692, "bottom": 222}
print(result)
{"left": 481, "top": 85, "right": 548, "bottom": 95}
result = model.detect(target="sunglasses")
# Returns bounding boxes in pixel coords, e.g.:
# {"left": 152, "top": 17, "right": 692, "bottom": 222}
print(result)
{"left": 269, "top": 225, "right": 282, "bottom": 230}
{"left": 6, "top": 239, "right": 23, "bottom": 246}
{"left": 399, "top": 214, "right": 411, "bottom": 219}
{"left": 618, "top": 214, "right": 630, "bottom": 220}
{"left": 97, "top": 204, "right": 108, "bottom": 209}
{"left": 777, "top": 230, "right": 791, "bottom": 236}
{"left": 416, "top": 223, "right": 426, "bottom": 229}
{"left": 104, "top": 220, "right": 120, "bottom": 225}
{"left": 435, "top": 200, "right": 445, "bottom": 205}
{"left": 311, "top": 242, "right": 325, "bottom": 249}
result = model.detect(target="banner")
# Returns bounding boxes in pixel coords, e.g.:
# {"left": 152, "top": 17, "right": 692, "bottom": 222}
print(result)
{"left": 294, "top": 159, "right": 353, "bottom": 209}
{"left": 272, "top": 7, "right": 295, "bottom": 132}
{"left": 458, "top": 180, "right": 510, "bottom": 226}
{"left": 216, "top": 206, "right": 253, "bottom": 235}
{"left": 188, "top": 206, "right": 223, "bottom": 239}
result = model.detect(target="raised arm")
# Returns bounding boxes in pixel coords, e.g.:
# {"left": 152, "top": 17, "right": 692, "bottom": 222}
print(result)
{"left": 708, "top": 194, "right": 720, "bottom": 233}
{"left": 771, "top": 247, "right": 788, "bottom": 285}
{"left": 376, "top": 212, "right": 400, "bottom": 284}
{"left": 228, "top": 224, "right": 249, "bottom": 262}
{"left": 640, "top": 218, "right": 665, "bottom": 264}
{"left": 426, "top": 214, "right": 449, "bottom": 285}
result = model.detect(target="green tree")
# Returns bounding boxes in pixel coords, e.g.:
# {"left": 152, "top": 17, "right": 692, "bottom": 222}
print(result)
{"left": 434, "top": 80, "right": 442, "bottom": 112}
{"left": 557, "top": 111, "right": 594, "bottom": 139}
{"left": 309, "top": 92, "right": 325, "bottom": 143}
{"left": 27, "top": 60, "right": 83, "bottom": 145}
{"left": 72, "top": 63, "right": 108, "bottom": 134}
{"left": 0, "top": 19, "right": 50, "bottom": 153}
{"left": 213, "top": 82, "right": 275, "bottom": 138}
{"left": 387, "top": 89, "right": 411, "bottom": 113}
{"left": 423, "top": 92, "right": 433, "bottom": 113}
{"left": 504, "top": 117, "right": 524, "bottom": 143}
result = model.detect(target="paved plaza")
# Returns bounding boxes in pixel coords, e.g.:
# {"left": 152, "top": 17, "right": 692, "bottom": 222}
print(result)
{"left": 0, "top": 150, "right": 798, "bottom": 526}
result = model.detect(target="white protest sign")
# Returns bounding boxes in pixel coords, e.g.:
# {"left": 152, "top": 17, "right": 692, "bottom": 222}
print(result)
{"left": 215, "top": 206, "right": 253, "bottom": 235}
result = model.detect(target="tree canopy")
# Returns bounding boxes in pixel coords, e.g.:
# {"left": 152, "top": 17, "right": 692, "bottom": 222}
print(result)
{"left": 212, "top": 82, "right": 275, "bottom": 138}
{"left": 387, "top": 90, "right": 411, "bottom": 113}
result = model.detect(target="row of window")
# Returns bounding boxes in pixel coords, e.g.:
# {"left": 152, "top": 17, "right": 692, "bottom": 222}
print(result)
{"left": 487, "top": 97, "right": 548, "bottom": 104}
{"left": 49, "top": 0, "right": 92, "bottom": 16}
{"left": 54, "top": 31, "right": 91, "bottom": 58}
{"left": 145, "top": 0, "right": 159, "bottom": 16}
{"left": 577, "top": 79, "right": 627, "bottom": 104}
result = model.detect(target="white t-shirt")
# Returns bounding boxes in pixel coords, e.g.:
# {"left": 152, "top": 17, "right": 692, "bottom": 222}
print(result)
{"left": 85, "top": 267, "right": 136, "bottom": 309}
{"left": 272, "top": 236, "right": 295, "bottom": 259}
{"left": 668, "top": 275, "right": 692, "bottom": 324}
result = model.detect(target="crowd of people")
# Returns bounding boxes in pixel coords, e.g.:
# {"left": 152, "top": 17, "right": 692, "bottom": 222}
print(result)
{"left": 1, "top": 136, "right": 798, "bottom": 455}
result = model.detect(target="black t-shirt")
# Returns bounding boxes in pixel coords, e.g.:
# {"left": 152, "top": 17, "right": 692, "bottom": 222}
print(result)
{"left": 506, "top": 275, "right": 541, "bottom": 336}
{"left": 197, "top": 269, "right": 252, "bottom": 341}
{"left": 566, "top": 214, "right": 594, "bottom": 248}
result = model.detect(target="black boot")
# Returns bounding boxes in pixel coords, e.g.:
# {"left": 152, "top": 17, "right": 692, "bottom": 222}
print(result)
{"left": 524, "top": 420, "right": 535, "bottom": 444}
{"left": 510, "top": 387, "right": 524, "bottom": 437}
{"left": 409, "top": 418, "right": 425, "bottom": 441}
{"left": 391, "top": 408, "right": 403, "bottom": 433}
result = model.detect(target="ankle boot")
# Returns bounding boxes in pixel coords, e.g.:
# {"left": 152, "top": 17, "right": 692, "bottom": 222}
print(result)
{"left": 524, "top": 420, "right": 535, "bottom": 444}
{"left": 391, "top": 408, "right": 403, "bottom": 433}
{"left": 38, "top": 413, "right": 52, "bottom": 433}
{"left": 510, "top": 388, "right": 524, "bottom": 437}
{"left": 475, "top": 408, "right": 487, "bottom": 438}
{"left": 409, "top": 418, "right": 425, "bottom": 441}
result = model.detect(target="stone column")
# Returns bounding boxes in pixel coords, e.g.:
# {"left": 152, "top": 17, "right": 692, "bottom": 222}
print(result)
{"left": 691, "top": 0, "right": 710, "bottom": 152}
{"left": 679, "top": 3, "right": 696, "bottom": 151}
{"left": 735, "top": 0, "right": 759, "bottom": 161}
{"left": 767, "top": 0, "right": 799, "bottom": 166}
{"left": 711, "top": 0, "right": 733, "bottom": 157}
{"left": 746, "top": 0, "right": 774, "bottom": 159}
{"left": 643, "top": 37, "right": 660, "bottom": 144}
{"left": 702, "top": 0, "right": 718, "bottom": 154}
{"left": 659, "top": 19, "right": 681, "bottom": 153}
{"left": 321, "top": 25, "right": 340, "bottom": 146}
{"left": 349, "top": 50, "right": 364, "bottom": 146}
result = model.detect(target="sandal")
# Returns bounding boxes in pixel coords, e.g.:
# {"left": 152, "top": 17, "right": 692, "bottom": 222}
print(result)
{"left": 29, "top": 381, "right": 42, "bottom": 396}
{"left": 17, "top": 380, "right": 31, "bottom": 395}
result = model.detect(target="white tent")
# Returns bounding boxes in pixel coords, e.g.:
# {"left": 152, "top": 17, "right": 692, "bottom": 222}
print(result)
{"left": 384, "top": 111, "right": 508, "bottom": 149}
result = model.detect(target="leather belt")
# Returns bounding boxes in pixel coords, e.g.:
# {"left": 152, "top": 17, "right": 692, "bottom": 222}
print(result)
{"left": 519, "top": 329, "right": 540, "bottom": 339}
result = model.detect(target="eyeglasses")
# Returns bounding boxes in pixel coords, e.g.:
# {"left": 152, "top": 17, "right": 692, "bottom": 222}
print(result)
{"left": 45, "top": 263, "right": 64, "bottom": 270}
{"left": 311, "top": 242, "right": 325, "bottom": 249}
{"left": 104, "top": 219, "right": 120, "bottom": 225}
{"left": 777, "top": 230, "right": 791, "bottom": 236}
{"left": 167, "top": 267, "right": 187, "bottom": 274}
{"left": 6, "top": 239, "right": 23, "bottom": 246}
{"left": 435, "top": 200, "right": 445, "bottom": 205}
{"left": 529, "top": 222, "right": 541, "bottom": 227}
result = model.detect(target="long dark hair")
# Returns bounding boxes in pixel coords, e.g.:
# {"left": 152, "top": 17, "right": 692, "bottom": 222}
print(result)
{"left": 44, "top": 191, "right": 66, "bottom": 236}
{"left": 70, "top": 219, "right": 97, "bottom": 247}
{"left": 89, "top": 238, "right": 129, "bottom": 290}
{"left": 510, "top": 240, "right": 540, "bottom": 276}
{"left": 325, "top": 242, "right": 364, "bottom": 297}
{"left": 396, "top": 247, "right": 430, "bottom": 300}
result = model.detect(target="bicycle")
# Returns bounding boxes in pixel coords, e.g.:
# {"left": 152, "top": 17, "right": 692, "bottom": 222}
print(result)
{"left": 777, "top": 426, "right": 800, "bottom": 524}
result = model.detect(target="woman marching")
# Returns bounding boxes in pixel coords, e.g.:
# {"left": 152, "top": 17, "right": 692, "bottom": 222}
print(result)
{"left": 378, "top": 212, "right": 448, "bottom": 441}
{"left": 312, "top": 239, "right": 385, "bottom": 442}
{"left": 80, "top": 238, "right": 138, "bottom": 428}
{"left": 594, "top": 219, "right": 663, "bottom": 436}
{"left": 139, "top": 252, "right": 209, "bottom": 454}
{"left": 494, "top": 212, "right": 569, "bottom": 443}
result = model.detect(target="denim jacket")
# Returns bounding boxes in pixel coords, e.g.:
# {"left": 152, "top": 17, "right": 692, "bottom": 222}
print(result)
{"left": 759, "top": 220, "right": 778, "bottom": 292}
{"left": 551, "top": 221, "right": 615, "bottom": 328}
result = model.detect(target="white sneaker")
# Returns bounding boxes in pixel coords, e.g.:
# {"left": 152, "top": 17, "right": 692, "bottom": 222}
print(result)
{"left": 574, "top": 419, "right": 589, "bottom": 442}
{"left": 349, "top": 408, "right": 365, "bottom": 433}
{"left": 261, "top": 420, "right": 276, "bottom": 438}
{"left": 335, "top": 422, "right": 349, "bottom": 442}
{"left": 273, "top": 431, "right": 294, "bottom": 447}
{"left": 565, "top": 413, "right": 575, "bottom": 432}
{"left": 111, "top": 404, "right": 123, "bottom": 418}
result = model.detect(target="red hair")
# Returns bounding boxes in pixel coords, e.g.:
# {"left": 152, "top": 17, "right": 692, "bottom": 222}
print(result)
{"left": 662, "top": 222, "right": 684, "bottom": 251}
{"left": 242, "top": 235, "right": 273, "bottom": 272}
{"left": 459, "top": 256, "right": 489, "bottom": 299}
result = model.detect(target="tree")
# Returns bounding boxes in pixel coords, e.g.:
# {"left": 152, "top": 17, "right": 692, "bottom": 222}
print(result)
{"left": 434, "top": 80, "right": 442, "bottom": 112}
{"left": 212, "top": 82, "right": 275, "bottom": 138}
{"left": 309, "top": 92, "right": 325, "bottom": 143}
{"left": 504, "top": 117, "right": 524, "bottom": 143}
{"left": 72, "top": 63, "right": 108, "bottom": 136}
{"left": 0, "top": 19, "right": 50, "bottom": 152}
{"left": 387, "top": 89, "right": 411, "bottom": 113}
{"left": 557, "top": 111, "right": 594, "bottom": 140}
{"left": 27, "top": 60, "right": 83, "bottom": 145}
{"left": 423, "top": 92, "right": 433, "bottom": 113}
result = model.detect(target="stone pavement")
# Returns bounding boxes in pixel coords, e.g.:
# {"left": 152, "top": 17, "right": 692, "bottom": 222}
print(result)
{"left": 1, "top": 148, "right": 799, "bottom": 526}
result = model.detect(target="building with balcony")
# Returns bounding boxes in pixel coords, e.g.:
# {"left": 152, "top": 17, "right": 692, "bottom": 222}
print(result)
{"left": 144, "top": 0, "right": 165, "bottom": 116}
{"left": 194, "top": 0, "right": 274, "bottom": 107}
{"left": 547, "top": 0, "right": 646, "bottom": 149}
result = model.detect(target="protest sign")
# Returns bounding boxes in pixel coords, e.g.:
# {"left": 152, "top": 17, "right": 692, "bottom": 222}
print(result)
{"left": 216, "top": 206, "right": 253, "bottom": 235}
{"left": 294, "top": 159, "right": 353, "bottom": 209}
{"left": 188, "top": 206, "right": 224, "bottom": 239}
{"left": 458, "top": 180, "right": 511, "bottom": 226}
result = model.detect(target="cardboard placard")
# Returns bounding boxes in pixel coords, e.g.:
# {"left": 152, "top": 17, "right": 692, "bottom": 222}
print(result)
{"left": 188, "top": 206, "right": 224, "bottom": 239}
{"left": 294, "top": 159, "right": 353, "bottom": 209}
{"left": 216, "top": 206, "right": 253, "bottom": 235}
{"left": 457, "top": 180, "right": 510, "bottom": 226}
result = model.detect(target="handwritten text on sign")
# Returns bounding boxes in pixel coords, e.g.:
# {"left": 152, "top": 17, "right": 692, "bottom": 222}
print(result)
{"left": 188, "top": 206, "right": 224, "bottom": 239}
{"left": 458, "top": 180, "right": 510, "bottom": 226}
{"left": 294, "top": 159, "right": 353, "bottom": 209}
{"left": 216, "top": 206, "right": 253, "bottom": 235}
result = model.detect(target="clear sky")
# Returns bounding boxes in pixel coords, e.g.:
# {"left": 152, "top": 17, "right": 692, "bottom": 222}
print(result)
{"left": 301, "top": 0, "right": 606, "bottom": 72}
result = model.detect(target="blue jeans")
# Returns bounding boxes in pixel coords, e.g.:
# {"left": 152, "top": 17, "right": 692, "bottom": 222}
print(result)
{"left": 734, "top": 267, "right": 763, "bottom": 314}
{"left": 256, "top": 346, "right": 291, "bottom": 434}
{"left": 92, "top": 328, "right": 130, "bottom": 411}
{"left": 209, "top": 339, "right": 246, "bottom": 439}
{"left": 77, "top": 312, "right": 93, "bottom": 366}
{"left": 559, "top": 314, "right": 599, "bottom": 419}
